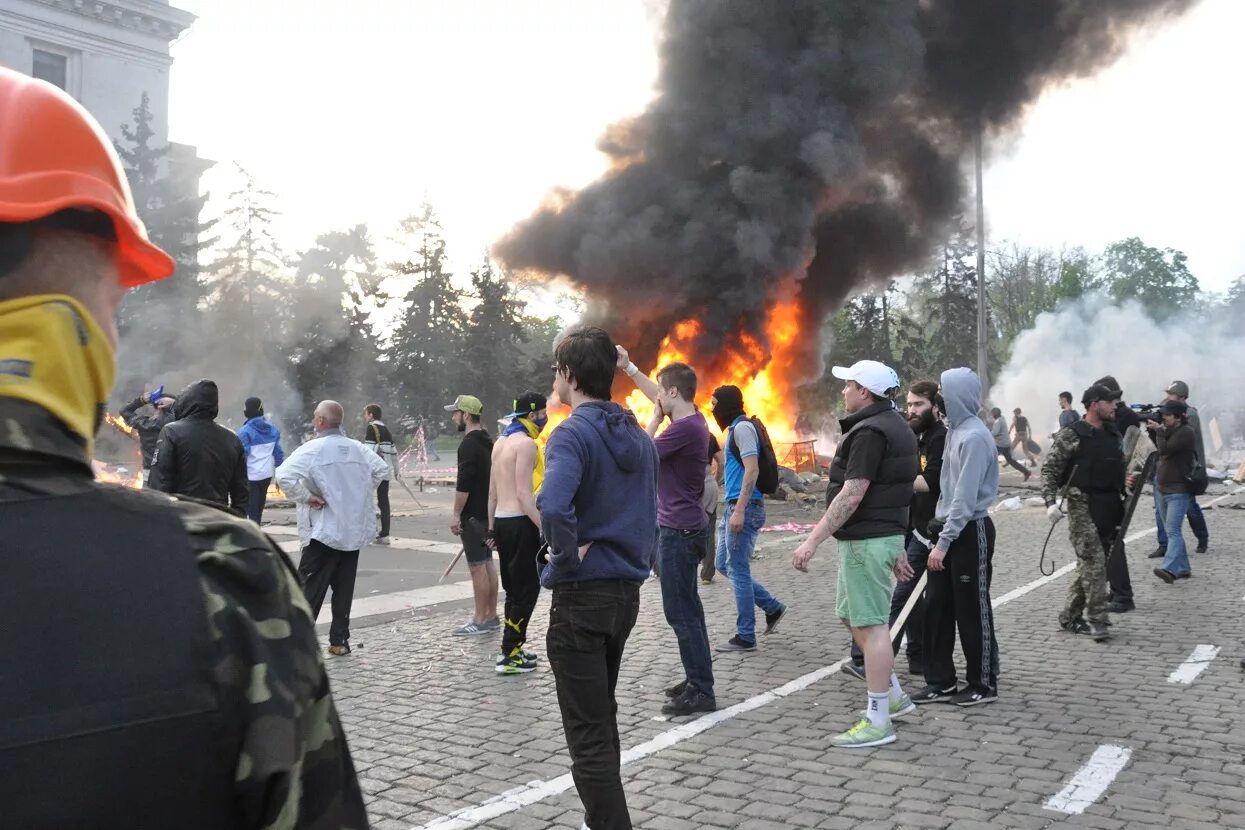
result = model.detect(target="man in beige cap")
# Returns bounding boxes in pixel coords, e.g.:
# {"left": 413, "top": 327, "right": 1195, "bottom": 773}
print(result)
{"left": 445, "top": 394, "right": 499, "bottom": 636}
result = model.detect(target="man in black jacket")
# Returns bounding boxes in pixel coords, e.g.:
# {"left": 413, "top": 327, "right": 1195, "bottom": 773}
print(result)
{"left": 793, "top": 360, "right": 919, "bottom": 748}
{"left": 119, "top": 386, "right": 176, "bottom": 483}
{"left": 363, "top": 403, "right": 397, "bottom": 544}
{"left": 845, "top": 379, "right": 947, "bottom": 678}
{"left": 149, "top": 379, "right": 248, "bottom": 514}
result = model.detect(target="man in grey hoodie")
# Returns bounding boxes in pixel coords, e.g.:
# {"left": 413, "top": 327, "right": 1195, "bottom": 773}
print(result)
{"left": 913, "top": 368, "right": 1001, "bottom": 708}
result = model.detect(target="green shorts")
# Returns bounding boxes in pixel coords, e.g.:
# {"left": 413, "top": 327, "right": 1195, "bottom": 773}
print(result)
{"left": 835, "top": 535, "right": 904, "bottom": 627}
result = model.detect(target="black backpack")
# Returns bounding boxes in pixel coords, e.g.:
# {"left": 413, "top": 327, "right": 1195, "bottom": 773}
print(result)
{"left": 728, "top": 416, "right": 780, "bottom": 496}
{"left": 1187, "top": 460, "right": 1209, "bottom": 497}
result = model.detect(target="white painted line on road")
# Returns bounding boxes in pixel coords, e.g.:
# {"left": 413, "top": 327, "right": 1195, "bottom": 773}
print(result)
{"left": 1168, "top": 644, "right": 1221, "bottom": 685}
{"left": 1044, "top": 744, "right": 1133, "bottom": 815}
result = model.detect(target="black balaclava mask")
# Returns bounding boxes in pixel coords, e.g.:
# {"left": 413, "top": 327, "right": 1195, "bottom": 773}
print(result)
{"left": 711, "top": 385, "right": 745, "bottom": 431}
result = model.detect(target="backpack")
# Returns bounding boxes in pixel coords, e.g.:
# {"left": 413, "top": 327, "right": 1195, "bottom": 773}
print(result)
{"left": 728, "top": 416, "right": 780, "bottom": 496}
{"left": 1187, "top": 460, "right": 1209, "bottom": 497}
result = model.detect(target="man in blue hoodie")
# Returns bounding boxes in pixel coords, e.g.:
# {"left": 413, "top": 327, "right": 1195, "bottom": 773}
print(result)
{"left": 539, "top": 325, "right": 658, "bottom": 830}
{"left": 913, "top": 368, "right": 1001, "bottom": 708}
{"left": 238, "top": 396, "right": 284, "bottom": 524}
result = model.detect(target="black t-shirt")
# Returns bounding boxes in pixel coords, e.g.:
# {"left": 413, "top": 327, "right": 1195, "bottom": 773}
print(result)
{"left": 456, "top": 429, "right": 493, "bottom": 521}
{"left": 1013, "top": 415, "right": 1030, "bottom": 436}
{"left": 911, "top": 421, "right": 947, "bottom": 534}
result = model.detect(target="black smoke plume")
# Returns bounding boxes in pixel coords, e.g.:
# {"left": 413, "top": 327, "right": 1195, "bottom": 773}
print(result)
{"left": 495, "top": 0, "right": 1196, "bottom": 379}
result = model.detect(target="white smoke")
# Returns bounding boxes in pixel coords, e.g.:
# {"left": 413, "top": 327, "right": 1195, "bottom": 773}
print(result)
{"left": 988, "top": 296, "right": 1245, "bottom": 463}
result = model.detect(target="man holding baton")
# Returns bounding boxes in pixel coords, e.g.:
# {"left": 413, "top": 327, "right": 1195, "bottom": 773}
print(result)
{"left": 792, "top": 360, "right": 919, "bottom": 748}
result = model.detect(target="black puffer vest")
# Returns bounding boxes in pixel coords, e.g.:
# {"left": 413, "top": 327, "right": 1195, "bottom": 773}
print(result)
{"left": 826, "top": 401, "right": 920, "bottom": 540}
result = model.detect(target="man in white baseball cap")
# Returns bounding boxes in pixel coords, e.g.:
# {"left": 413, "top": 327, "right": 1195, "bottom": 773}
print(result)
{"left": 831, "top": 360, "right": 902, "bottom": 399}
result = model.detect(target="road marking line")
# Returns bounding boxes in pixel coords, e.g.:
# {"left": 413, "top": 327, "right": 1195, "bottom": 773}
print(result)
{"left": 1044, "top": 744, "right": 1132, "bottom": 814}
{"left": 406, "top": 485, "right": 1245, "bottom": 829}
{"left": 1168, "top": 644, "right": 1221, "bottom": 685}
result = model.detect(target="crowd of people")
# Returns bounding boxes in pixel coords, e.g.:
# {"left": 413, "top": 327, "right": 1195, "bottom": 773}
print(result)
{"left": 0, "top": 67, "right": 1227, "bottom": 830}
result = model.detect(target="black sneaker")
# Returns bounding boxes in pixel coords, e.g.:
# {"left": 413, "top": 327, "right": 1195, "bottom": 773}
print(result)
{"left": 952, "top": 686, "right": 998, "bottom": 707}
{"left": 1195, "top": 539, "right": 1208, "bottom": 554}
{"left": 764, "top": 605, "right": 788, "bottom": 635}
{"left": 1106, "top": 600, "right": 1134, "bottom": 614}
{"left": 1148, "top": 546, "right": 1165, "bottom": 559}
{"left": 665, "top": 680, "right": 687, "bottom": 699}
{"left": 716, "top": 635, "right": 756, "bottom": 653}
{"left": 1059, "top": 617, "right": 1090, "bottom": 634}
{"left": 1153, "top": 567, "right": 1176, "bottom": 584}
{"left": 840, "top": 661, "right": 866, "bottom": 681}
{"left": 1087, "top": 622, "right": 1110, "bottom": 641}
{"left": 911, "top": 684, "right": 958, "bottom": 704}
{"left": 907, "top": 658, "right": 925, "bottom": 677}
{"left": 661, "top": 688, "right": 718, "bottom": 717}
{"left": 1174, "top": 571, "right": 1192, "bottom": 580}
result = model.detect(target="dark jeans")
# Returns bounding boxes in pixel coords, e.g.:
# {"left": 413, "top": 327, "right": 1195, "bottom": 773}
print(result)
{"left": 298, "top": 539, "right": 360, "bottom": 647}
{"left": 658, "top": 526, "right": 714, "bottom": 697}
{"left": 925, "top": 517, "right": 999, "bottom": 692}
{"left": 247, "top": 478, "right": 270, "bottom": 524}
{"left": 495, "top": 516, "right": 542, "bottom": 653}
{"left": 699, "top": 510, "right": 717, "bottom": 581}
{"left": 997, "top": 446, "right": 1028, "bottom": 475}
{"left": 851, "top": 534, "right": 929, "bottom": 666}
{"left": 547, "top": 579, "right": 641, "bottom": 830}
{"left": 1107, "top": 540, "right": 1133, "bottom": 603}
{"left": 376, "top": 480, "right": 391, "bottom": 537}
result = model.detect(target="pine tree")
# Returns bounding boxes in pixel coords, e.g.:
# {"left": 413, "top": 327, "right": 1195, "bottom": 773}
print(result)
{"left": 461, "top": 258, "right": 528, "bottom": 423}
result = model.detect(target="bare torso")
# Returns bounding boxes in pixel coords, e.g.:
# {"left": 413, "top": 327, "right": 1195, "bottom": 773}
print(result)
{"left": 490, "top": 432, "right": 538, "bottom": 525}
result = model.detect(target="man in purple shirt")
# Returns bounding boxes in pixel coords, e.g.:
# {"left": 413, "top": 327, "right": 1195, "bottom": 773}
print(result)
{"left": 618, "top": 346, "right": 717, "bottom": 716}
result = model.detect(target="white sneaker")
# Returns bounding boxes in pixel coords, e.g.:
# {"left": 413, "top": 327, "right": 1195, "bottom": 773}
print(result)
{"left": 374, "top": 536, "right": 391, "bottom": 546}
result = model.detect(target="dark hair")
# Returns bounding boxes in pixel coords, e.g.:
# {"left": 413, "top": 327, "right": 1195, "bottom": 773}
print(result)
{"left": 991, "top": 407, "right": 1002, "bottom": 418}
{"left": 1013, "top": 407, "right": 1022, "bottom": 415}
{"left": 909, "top": 380, "right": 945, "bottom": 415}
{"left": 464, "top": 412, "right": 481, "bottom": 425}
{"left": 554, "top": 326, "right": 616, "bottom": 401}
{"left": 656, "top": 362, "right": 697, "bottom": 402}
{"left": 1059, "top": 391, "right": 1072, "bottom": 404}
{"left": 365, "top": 404, "right": 382, "bottom": 420}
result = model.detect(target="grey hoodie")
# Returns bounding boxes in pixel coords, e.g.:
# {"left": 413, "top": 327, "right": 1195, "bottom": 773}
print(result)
{"left": 934, "top": 368, "right": 999, "bottom": 548}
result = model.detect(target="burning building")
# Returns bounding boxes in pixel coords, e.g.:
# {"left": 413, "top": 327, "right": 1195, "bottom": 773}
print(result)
{"left": 496, "top": 0, "right": 1197, "bottom": 437}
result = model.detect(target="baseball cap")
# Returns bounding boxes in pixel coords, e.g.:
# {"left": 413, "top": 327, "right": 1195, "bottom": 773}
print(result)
{"left": 443, "top": 394, "right": 483, "bottom": 416}
{"left": 1165, "top": 380, "right": 1190, "bottom": 398}
{"left": 831, "top": 360, "right": 900, "bottom": 397}
{"left": 511, "top": 391, "right": 547, "bottom": 416}
{"left": 1081, "top": 384, "right": 1115, "bottom": 406}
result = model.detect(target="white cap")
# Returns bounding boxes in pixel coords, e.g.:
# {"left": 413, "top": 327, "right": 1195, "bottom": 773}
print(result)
{"left": 831, "top": 360, "right": 900, "bottom": 396}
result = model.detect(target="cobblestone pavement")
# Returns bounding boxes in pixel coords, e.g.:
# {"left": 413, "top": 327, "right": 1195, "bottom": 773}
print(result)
{"left": 322, "top": 483, "right": 1245, "bottom": 829}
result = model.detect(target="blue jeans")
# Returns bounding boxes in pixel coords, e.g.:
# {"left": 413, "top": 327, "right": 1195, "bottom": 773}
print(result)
{"left": 1156, "top": 490, "right": 1192, "bottom": 576}
{"left": 1154, "top": 483, "right": 1207, "bottom": 547}
{"left": 658, "top": 527, "right": 714, "bottom": 697}
{"left": 717, "top": 501, "right": 783, "bottom": 642}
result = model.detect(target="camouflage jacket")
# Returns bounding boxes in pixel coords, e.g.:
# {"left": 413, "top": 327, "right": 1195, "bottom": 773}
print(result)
{"left": 0, "top": 399, "right": 369, "bottom": 829}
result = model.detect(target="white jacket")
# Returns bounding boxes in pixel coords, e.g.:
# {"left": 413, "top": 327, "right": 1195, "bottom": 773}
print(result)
{"left": 276, "top": 428, "right": 390, "bottom": 551}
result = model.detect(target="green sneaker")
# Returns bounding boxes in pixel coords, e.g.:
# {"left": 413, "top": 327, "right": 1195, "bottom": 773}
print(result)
{"left": 860, "top": 693, "right": 916, "bottom": 721}
{"left": 832, "top": 718, "right": 896, "bottom": 748}
{"left": 495, "top": 648, "right": 537, "bottom": 675}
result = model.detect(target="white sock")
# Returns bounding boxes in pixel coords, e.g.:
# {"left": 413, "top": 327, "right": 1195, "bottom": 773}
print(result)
{"left": 866, "top": 691, "right": 889, "bottom": 727}
{"left": 889, "top": 673, "right": 904, "bottom": 702}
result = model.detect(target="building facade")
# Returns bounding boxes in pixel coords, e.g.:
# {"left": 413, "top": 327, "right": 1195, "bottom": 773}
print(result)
{"left": 0, "top": 0, "right": 202, "bottom": 169}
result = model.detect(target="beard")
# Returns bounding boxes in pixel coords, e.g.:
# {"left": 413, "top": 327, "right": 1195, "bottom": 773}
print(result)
{"left": 909, "top": 408, "right": 936, "bottom": 435}
{"left": 456, "top": 420, "right": 466, "bottom": 432}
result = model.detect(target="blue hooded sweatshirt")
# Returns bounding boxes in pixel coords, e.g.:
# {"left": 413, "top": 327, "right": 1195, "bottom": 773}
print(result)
{"left": 238, "top": 416, "right": 285, "bottom": 482}
{"left": 538, "top": 400, "right": 659, "bottom": 588}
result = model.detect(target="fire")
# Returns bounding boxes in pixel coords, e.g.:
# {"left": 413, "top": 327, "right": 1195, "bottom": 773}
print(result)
{"left": 105, "top": 412, "right": 136, "bottom": 439}
{"left": 93, "top": 460, "right": 143, "bottom": 489}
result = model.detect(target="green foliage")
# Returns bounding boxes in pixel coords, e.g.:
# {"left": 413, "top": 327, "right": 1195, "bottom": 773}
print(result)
{"left": 1095, "top": 237, "right": 1199, "bottom": 321}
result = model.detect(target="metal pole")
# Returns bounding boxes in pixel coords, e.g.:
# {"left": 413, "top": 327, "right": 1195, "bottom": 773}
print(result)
{"left": 975, "top": 121, "right": 989, "bottom": 392}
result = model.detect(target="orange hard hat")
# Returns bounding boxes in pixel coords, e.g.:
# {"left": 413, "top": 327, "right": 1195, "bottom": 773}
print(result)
{"left": 0, "top": 66, "right": 175, "bottom": 286}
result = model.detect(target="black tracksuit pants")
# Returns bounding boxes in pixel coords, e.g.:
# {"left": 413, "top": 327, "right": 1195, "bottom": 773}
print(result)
{"left": 924, "top": 517, "right": 999, "bottom": 692}
{"left": 376, "top": 480, "right": 391, "bottom": 537}
{"left": 298, "top": 539, "right": 360, "bottom": 647}
{"left": 495, "top": 516, "right": 542, "bottom": 654}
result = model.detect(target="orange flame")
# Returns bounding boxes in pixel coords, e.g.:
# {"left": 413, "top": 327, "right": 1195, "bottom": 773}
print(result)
{"left": 105, "top": 412, "right": 136, "bottom": 439}
{"left": 93, "top": 460, "right": 144, "bottom": 489}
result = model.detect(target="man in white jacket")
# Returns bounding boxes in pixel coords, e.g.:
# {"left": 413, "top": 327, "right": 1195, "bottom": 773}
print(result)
{"left": 277, "top": 400, "right": 390, "bottom": 656}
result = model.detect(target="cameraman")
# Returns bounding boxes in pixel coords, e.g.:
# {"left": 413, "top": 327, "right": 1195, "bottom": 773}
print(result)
{"left": 1150, "top": 381, "right": 1209, "bottom": 557}
{"left": 1150, "top": 400, "right": 1196, "bottom": 583}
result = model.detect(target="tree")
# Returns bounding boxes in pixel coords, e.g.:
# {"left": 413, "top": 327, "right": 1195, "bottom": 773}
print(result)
{"left": 460, "top": 259, "right": 528, "bottom": 423}
{"left": 386, "top": 206, "right": 468, "bottom": 429}
{"left": 114, "top": 92, "right": 215, "bottom": 354}
{"left": 906, "top": 226, "right": 983, "bottom": 379}
{"left": 288, "top": 224, "right": 383, "bottom": 419}
{"left": 1096, "top": 237, "right": 1199, "bottom": 321}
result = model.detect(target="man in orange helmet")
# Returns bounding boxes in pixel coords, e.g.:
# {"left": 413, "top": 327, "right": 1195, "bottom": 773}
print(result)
{"left": 0, "top": 67, "right": 367, "bottom": 828}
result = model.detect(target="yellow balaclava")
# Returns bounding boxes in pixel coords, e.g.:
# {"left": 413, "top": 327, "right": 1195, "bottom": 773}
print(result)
{"left": 0, "top": 294, "right": 115, "bottom": 459}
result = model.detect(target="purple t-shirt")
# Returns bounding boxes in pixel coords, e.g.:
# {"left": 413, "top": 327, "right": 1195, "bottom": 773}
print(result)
{"left": 655, "top": 413, "right": 711, "bottom": 530}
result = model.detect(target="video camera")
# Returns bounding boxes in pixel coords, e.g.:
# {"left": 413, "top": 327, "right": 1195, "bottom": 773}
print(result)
{"left": 1131, "top": 403, "right": 1162, "bottom": 423}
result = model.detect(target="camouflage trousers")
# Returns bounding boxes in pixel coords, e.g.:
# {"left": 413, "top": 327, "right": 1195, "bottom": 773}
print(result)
{"left": 1061, "top": 499, "right": 1110, "bottom": 624}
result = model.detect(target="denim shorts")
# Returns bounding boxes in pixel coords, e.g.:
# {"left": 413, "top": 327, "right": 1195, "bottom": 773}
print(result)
{"left": 835, "top": 535, "right": 904, "bottom": 627}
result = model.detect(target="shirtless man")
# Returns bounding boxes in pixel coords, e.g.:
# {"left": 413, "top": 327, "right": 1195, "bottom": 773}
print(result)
{"left": 489, "top": 390, "right": 549, "bottom": 674}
